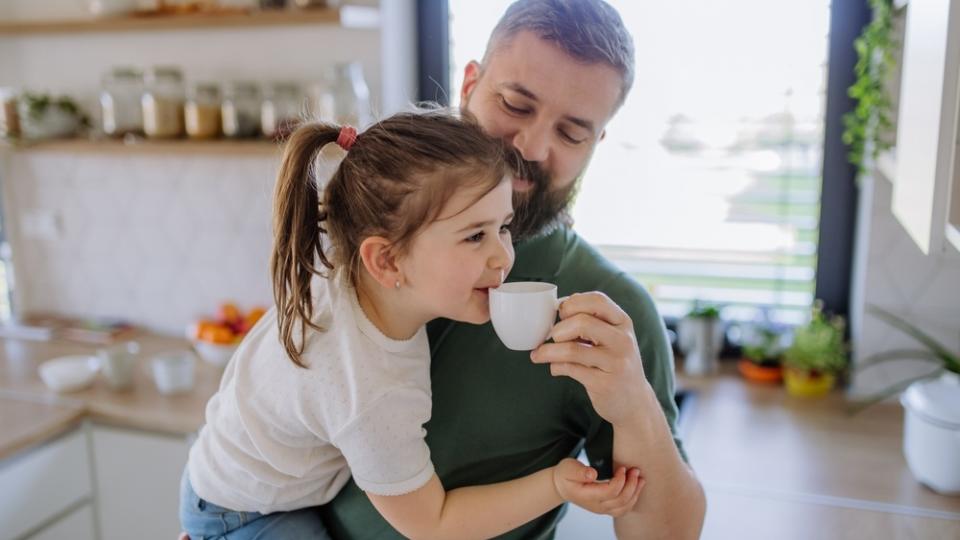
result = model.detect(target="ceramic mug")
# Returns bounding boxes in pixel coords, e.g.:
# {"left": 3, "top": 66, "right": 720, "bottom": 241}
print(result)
{"left": 489, "top": 282, "right": 559, "bottom": 351}
{"left": 98, "top": 341, "right": 140, "bottom": 390}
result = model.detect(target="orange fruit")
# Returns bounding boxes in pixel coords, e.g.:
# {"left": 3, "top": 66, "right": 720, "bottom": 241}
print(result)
{"left": 219, "top": 302, "right": 241, "bottom": 325}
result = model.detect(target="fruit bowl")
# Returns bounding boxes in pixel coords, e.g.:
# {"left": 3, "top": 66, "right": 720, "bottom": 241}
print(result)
{"left": 187, "top": 303, "right": 266, "bottom": 368}
{"left": 191, "top": 339, "right": 239, "bottom": 368}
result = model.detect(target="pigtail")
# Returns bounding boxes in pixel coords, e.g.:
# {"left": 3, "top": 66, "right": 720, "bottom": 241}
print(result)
{"left": 270, "top": 122, "right": 341, "bottom": 367}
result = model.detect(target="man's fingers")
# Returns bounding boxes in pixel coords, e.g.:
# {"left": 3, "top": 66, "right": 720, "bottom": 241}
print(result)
{"left": 548, "top": 312, "right": 626, "bottom": 351}
{"left": 548, "top": 361, "right": 602, "bottom": 388}
{"left": 558, "top": 292, "right": 631, "bottom": 328}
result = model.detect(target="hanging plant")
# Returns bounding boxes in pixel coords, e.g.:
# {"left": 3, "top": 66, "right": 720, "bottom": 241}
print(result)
{"left": 841, "top": 0, "right": 897, "bottom": 178}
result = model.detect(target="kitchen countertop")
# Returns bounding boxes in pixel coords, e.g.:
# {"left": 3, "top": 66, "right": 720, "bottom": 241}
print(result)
{"left": 0, "top": 333, "right": 221, "bottom": 461}
{"left": 676, "top": 365, "right": 960, "bottom": 538}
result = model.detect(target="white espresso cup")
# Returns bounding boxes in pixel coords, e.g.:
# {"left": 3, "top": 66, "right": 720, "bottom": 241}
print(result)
{"left": 489, "top": 281, "right": 560, "bottom": 351}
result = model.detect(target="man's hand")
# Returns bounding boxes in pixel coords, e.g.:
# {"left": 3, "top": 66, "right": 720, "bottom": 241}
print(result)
{"left": 552, "top": 458, "right": 644, "bottom": 517}
{"left": 531, "top": 292, "right": 652, "bottom": 427}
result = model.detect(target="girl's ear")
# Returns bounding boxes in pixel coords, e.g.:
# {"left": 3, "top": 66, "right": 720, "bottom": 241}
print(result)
{"left": 358, "top": 236, "right": 402, "bottom": 289}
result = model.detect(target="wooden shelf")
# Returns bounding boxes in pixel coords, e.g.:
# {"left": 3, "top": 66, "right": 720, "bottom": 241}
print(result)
{"left": 3, "top": 138, "right": 283, "bottom": 156}
{"left": 0, "top": 8, "right": 348, "bottom": 36}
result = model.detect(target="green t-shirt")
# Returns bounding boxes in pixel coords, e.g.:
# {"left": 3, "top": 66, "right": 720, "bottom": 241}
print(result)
{"left": 320, "top": 226, "right": 684, "bottom": 539}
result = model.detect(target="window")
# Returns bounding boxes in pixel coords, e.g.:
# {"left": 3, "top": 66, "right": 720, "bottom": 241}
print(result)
{"left": 448, "top": 0, "right": 831, "bottom": 325}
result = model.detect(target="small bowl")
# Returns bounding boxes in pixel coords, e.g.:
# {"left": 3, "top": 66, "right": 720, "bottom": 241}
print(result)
{"left": 191, "top": 340, "right": 239, "bottom": 368}
{"left": 151, "top": 351, "right": 196, "bottom": 395}
{"left": 38, "top": 355, "right": 100, "bottom": 392}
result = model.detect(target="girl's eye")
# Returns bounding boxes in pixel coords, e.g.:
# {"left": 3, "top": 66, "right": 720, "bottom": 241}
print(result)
{"left": 465, "top": 231, "right": 485, "bottom": 243}
{"left": 501, "top": 97, "right": 529, "bottom": 115}
{"left": 500, "top": 224, "right": 511, "bottom": 235}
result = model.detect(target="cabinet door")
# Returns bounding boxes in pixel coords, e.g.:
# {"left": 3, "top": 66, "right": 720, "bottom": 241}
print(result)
{"left": 30, "top": 504, "right": 96, "bottom": 540}
{"left": 0, "top": 429, "right": 92, "bottom": 540}
{"left": 91, "top": 426, "right": 190, "bottom": 540}
{"left": 892, "top": 0, "right": 960, "bottom": 254}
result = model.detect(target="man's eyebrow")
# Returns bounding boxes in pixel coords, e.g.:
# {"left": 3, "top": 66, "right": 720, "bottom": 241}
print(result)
{"left": 501, "top": 82, "right": 596, "bottom": 133}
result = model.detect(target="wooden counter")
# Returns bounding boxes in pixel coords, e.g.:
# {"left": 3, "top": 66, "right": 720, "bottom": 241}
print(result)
{"left": 0, "top": 334, "right": 220, "bottom": 461}
{"left": 676, "top": 366, "right": 960, "bottom": 538}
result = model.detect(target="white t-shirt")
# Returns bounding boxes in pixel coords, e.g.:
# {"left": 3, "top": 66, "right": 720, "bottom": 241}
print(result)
{"left": 187, "top": 275, "right": 434, "bottom": 514}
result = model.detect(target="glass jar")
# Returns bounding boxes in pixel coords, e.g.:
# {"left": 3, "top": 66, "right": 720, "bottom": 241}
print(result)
{"left": 100, "top": 67, "right": 143, "bottom": 137}
{"left": 185, "top": 82, "right": 221, "bottom": 139}
{"left": 329, "top": 62, "right": 371, "bottom": 127}
{"left": 142, "top": 66, "right": 185, "bottom": 139}
{"left": 0, "top": 88, "right": 20, "bottom": 139}
{"left": 221, "top": 82, "right": 261, "bottom": 139}
{"left": 261, "top": 82, "right": 303, "bottom": 140}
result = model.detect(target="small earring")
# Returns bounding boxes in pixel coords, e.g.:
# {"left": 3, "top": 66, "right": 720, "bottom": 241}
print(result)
{"left": 395, "top": 280, "right": 401, "bottom": 289}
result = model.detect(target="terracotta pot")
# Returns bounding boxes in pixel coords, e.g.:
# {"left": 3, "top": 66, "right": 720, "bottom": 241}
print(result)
{"left": 783, "top": 367, "right": 835, "bottom": 397}
{"left": 737, "top": 359, "right": 783, "bottom": 384}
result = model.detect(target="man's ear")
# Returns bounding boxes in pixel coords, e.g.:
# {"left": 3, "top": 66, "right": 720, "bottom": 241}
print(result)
{"left": 461, "top": 60, "right": 482, "bottom": 104}
{"left": 358, "top": 236, "right": 401, "bottom": 289}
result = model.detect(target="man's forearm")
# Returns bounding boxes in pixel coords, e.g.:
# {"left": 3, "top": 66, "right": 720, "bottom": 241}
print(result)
{"left": 611, "top": 383, "right": 706, "bottom": 540}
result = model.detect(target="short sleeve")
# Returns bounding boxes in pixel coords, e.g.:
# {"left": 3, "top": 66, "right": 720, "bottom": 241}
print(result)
{"left": 332, "top": 386, "right": 435, "bottom": 496}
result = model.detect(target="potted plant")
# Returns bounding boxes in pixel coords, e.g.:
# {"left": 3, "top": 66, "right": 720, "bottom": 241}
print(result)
{"left": 677, "top": 302, "right": 724, "bottom": 376}
{"left": 782, "top": 301, "right": 847, "bottom": 397}
{"left": 737, "top": 317, "right": 786, "bottom": 384}
{"left": 852, "top": 305, "right": 960, "bottom": 494}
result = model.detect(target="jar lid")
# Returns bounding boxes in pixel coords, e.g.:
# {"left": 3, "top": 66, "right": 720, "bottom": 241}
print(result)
{"left": 190, "top": 82, "right": 221, "bottom": 99}
{"left": 225, "top": 81, "right": 260, "bottom": 96}
{"left": 901, "top": 371, "right": 960, "bottom": 429}
{"left": 148, "top": 66, "right": 184, "bottom": 82}
{"left": 106, "top": 66, "right": 143, "bottom": 80}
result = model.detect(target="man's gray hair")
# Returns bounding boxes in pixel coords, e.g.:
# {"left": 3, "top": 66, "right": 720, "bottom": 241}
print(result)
{"left": 483, "top": 0, "right": 635, "bottom": 106}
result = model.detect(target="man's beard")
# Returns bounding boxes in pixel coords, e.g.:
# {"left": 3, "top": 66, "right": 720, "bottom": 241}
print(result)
{"left": 509, "top": 157, "right": 581, "bottom": 241}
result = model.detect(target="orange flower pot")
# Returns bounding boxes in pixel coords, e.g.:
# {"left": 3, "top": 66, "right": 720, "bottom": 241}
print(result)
{"left": 737, "top": 359, "right": 783, "bottom": 384}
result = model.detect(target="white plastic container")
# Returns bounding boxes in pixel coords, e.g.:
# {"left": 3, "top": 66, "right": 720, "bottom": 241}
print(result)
{"left": 151, "top": 351, "right": 195, "bottom": 395}
{"left": 900, "top": 371, "right": 960, "bottom": 495}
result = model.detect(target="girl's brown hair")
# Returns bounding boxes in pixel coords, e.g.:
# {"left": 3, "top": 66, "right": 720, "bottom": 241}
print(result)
{"left": 271, "top": 109, "right": 513, "bottom": 367}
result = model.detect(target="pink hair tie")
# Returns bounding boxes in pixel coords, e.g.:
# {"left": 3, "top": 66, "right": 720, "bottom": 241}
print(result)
{"left": 336, "top": 125, "right": 358, "bottom": 151}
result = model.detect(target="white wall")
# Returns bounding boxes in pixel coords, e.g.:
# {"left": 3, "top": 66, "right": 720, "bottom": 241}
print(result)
{"left": 849, "top": 171, "right": 960, "bottom": 396}
{"left": 0, "top": 1, "right": 418, "bottom": 334}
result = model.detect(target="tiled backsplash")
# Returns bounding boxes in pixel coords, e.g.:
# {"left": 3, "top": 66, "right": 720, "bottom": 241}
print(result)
{"left": 3, "top": 151, "right": 285, "bottom": 335}
{"left": 850, "top": 173, "right": 960, "bottom": 396}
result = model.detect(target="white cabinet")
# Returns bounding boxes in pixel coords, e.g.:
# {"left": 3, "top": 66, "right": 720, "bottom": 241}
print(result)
{"left": 90, "top": 426, "right": 191, "bottom": 540}
{"left": 30, "top": 505, "right": 96, "bottom": 540}
{"left": 0, "top": 430, "right": 93, "bottom": 540}
{"left": 891, "top": 0, "right": 960, "bottom": 254}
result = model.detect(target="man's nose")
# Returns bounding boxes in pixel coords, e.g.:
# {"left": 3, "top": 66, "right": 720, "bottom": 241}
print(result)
{"left": 511, "top": 122, "right": 550, "bottom": 163}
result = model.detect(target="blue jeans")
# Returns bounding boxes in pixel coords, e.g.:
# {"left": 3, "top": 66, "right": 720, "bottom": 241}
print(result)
{"left": 179, "top": 469, "right": 331, "bottom": 540}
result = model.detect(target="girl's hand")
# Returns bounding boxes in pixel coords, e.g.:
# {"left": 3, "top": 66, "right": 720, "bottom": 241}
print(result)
{"left": 552, "top": 458, "right": 644, "bottom": 517}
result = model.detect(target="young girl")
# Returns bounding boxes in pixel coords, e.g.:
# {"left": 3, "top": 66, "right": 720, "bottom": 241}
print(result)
{"left": 180, "top": 109, "right": 643, "bottom": 539}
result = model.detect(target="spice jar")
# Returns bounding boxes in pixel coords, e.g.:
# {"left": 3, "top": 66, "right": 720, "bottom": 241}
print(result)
{"left": 142, "top": 66, "right": 185, "bottom": 139}
{"left": 100, "top": 67, "right": 143, "bottom": 137}
{"left": 221, "top": 82, "right": 261, "bottom": 138}
{"left": 185, "top": 82, "right": 221, "bottom": 139}
{"left": 330, "top": 62, "right": 371, "bottom": 127}
{"left": 261, "top": 82, "right": 303, "bottom": 140}
{"left": 0, "top": 88, "right": 20, "bottom": 139}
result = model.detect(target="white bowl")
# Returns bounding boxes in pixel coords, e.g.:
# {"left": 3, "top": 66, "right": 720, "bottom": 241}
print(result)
{"left": 151, "top": 351, "right": 196, "bottom": 395}
{"left": 191, "top": 340, "right": 239, "bottom": 368}
{"left": 38, "top": 355, "right": 100, "bottom": 392}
